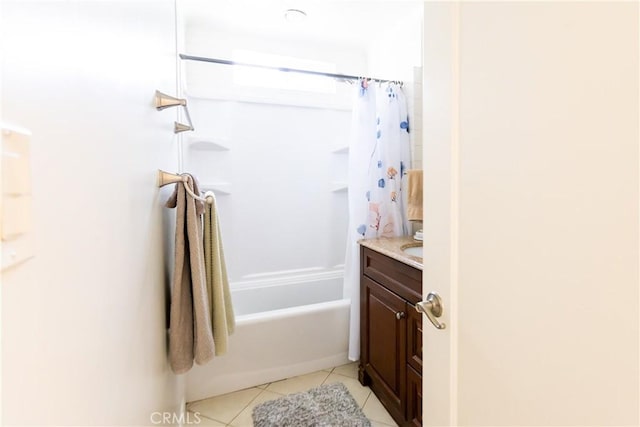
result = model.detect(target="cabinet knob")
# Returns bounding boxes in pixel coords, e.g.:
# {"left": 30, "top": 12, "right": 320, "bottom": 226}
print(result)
{"left": 395, "top": 311, "right": 406, "bottom": 320}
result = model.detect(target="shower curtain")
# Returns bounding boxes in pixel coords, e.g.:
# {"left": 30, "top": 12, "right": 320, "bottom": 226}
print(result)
{"left": 345, "top": 79, "right": 411, "bottom": 361}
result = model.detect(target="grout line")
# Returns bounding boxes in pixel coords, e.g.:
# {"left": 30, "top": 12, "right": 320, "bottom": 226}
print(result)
{"left": 226, "top": 388, "right": 264, "bottom": 427}
{"left": 360, "top": 391, "right": 372, "bottom": 409}
{"left": 186, "top": 384, "right": 260, "bottom": 406}
{"left": 361, "top": 392, "right": 372, "bottom": 409}
{"left": 192, "top": 411, "right": 227, "bottom": 425}
{"left": 329, "top": 370, "right": 358, "bottom": 380}
{"left": 320, "top": 370, "right": 332, "bottom": 384}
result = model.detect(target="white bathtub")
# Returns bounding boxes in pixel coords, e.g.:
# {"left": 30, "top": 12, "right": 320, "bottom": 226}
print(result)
{"left": 185, "top": 275, "right": 351, "bottom": 401}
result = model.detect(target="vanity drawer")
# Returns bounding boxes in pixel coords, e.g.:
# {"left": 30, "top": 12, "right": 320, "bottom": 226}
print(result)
{"left": 361, "top": 247, "right": 422, "bottom": 304}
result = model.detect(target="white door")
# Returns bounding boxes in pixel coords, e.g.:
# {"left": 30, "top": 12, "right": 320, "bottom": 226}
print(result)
{"left": 421, "top": 2, "right": 639, "bottom": 426}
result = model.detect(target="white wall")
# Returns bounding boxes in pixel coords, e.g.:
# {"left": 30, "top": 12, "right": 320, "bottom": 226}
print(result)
{"left": 366, "top": 7, "right": 423, "bottom": 172}
{"left": 1, "top": 2, "right": 183, "bottom": 425}
{"left": 366, "top": 7, "right": 422, "bottom": 84}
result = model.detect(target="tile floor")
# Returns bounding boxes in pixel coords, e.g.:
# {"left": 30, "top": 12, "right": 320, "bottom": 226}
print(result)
{"left": 186, "top": 362, "right": 398, "bottom": 427}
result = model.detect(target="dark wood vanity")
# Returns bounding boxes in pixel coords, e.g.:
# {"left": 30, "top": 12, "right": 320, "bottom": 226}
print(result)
{"left": 358, "top": 239, "right": 423, "bottom": 427}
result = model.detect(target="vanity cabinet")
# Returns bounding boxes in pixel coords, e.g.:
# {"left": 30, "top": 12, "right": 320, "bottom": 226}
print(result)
{"left": 359, "top": 246, "right": 423, "bottom": 427}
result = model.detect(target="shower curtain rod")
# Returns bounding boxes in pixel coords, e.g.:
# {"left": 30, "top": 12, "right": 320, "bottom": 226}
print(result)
{"left": 179, "top": 54, "right": 402, "bottom": 85}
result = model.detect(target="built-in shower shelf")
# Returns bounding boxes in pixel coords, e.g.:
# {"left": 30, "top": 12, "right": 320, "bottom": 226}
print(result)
{"left": 332, "top": 146, "right": 349, "bottom": 154}
{"left": 186, "top": 137, "right": 230, "bottom": 151}
{"left": 331, "top": 182, "right": 348, "bottom": 193}
{"left": 201, "top": 182, "right": 232, "bottom": 195}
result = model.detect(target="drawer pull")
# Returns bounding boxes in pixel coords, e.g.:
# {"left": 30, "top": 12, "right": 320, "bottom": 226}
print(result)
{"left": 395, "top": 311, "right": 406, "bottom": 320}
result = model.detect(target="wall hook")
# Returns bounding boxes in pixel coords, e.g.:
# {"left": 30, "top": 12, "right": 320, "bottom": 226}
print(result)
{"left": 154, "top": 90, "right": 194, "bottom": 134}
{"left": 155, "top": 90, "right": 186, "bottom": 110}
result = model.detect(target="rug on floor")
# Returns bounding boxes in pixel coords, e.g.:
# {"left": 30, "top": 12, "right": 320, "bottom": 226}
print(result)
{"left": 252, "top": 382, "right": 371, "bottom": 427}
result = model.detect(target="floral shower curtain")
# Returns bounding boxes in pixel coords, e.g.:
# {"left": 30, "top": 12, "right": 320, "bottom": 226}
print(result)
{"left": 345, "top": 79, "right": 411, "bottom": 361}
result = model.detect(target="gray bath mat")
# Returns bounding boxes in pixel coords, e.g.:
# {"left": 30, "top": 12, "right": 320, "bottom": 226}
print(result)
{"left": 252, "top": 382, "right": 371, "bottom": 427}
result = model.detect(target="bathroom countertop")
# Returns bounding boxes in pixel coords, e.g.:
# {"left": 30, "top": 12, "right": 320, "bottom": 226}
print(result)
{"left": 358, "top": 236, "right": 423, "bottom": 271}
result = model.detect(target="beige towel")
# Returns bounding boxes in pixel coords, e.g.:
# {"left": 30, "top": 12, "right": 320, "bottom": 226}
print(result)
{"left": 203, "top": 193, "right": 235, "bottom": 355}
{"left": 407, "top": 170, "right": 423, "bottom": 221}
{"left": 166, "top": 175, "right": 215, "bottom": 374}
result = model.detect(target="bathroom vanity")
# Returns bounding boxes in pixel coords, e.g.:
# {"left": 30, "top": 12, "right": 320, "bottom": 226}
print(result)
{"left": 358, "top": 237, "right": 423, "bottom": 427}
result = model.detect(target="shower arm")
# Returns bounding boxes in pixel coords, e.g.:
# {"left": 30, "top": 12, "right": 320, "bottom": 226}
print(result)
{"left": 154, "top": 90, "right": 194, "bottom": 134}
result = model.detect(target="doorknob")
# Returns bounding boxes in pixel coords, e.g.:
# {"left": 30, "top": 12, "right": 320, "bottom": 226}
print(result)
{"left": 416, "top": 292, "right": 446, "bottom": 330}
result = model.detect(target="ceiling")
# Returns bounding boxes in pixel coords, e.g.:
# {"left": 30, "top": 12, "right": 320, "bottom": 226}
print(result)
{"left": 180, "top": 0, "right": 423, "bottom": 49}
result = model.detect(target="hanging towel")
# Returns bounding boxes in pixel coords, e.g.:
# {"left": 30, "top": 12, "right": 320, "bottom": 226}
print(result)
{"left": 203, "top": 191, "right": 235, "bottom": 355}
{"left": 406, "top": 170, "right": 423, "bottom": 221}
{"left": 166, "top": 175, "right": 215, "bottom": 374}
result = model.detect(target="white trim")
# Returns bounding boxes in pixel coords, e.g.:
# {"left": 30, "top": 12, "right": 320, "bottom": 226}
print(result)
{"left": 233, "top": 268, "right": 344, "bottom": 291}
{"left": 241, "top": 266, "right": 325, "bottom": 279}
{"left": 237, "top": 298, "right": 350, "bottom": 325}
{"left": 173, "top": 3, "right": 188, "bottom": 426}
{"left": 187, "top": 352, "right": 350, "bottom": 401}
{"left": 175, "top": 0, "right": 186, "bottom": 174}
{"left": 637, "top": 3, "right": 640, "bottom": 425}
{"left": 449, "top": 2, "right": 460, "bottom": 426}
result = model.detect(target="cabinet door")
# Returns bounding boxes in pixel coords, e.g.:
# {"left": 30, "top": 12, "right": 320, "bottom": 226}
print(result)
{"left": 407, "top": 365, "right": 423, "bottom": 427}
{"left": 362, "top": 276, "right": 407, "bottom": 419}
{"left": 406, "top": 302, "right": 423, "bottom": 374}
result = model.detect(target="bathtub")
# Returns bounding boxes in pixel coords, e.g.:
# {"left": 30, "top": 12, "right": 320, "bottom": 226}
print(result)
{"left": 185, "top": 274, "right": 351, "bottom": 401}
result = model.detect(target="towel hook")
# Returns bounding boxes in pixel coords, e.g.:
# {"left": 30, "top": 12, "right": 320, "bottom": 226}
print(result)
{"left": 157, "top": 170, "right": 213, "bottom": 204}
{"left": 155, "top": 90, "right": 195, "bottom": 134}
